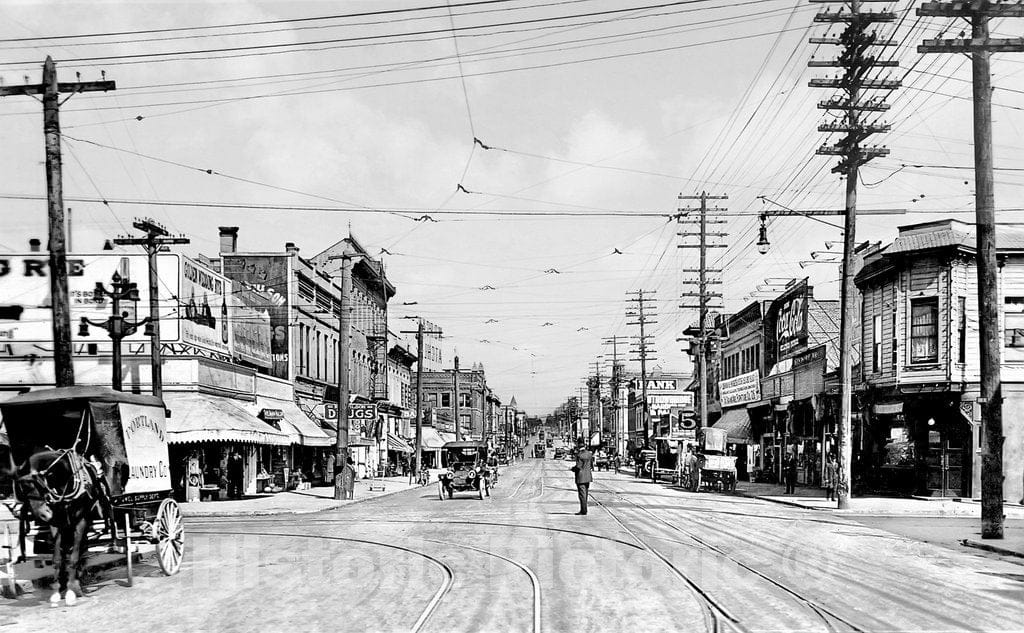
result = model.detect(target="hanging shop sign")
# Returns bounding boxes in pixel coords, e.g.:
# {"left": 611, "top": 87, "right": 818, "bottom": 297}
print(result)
{"left": 765, "top": 278, "right": 810, "bottom": 366}
{"left": 792, "top": 344, "right": 826, "bottom": 370}
{"left": 718, "top": 370, "right": 762, "bottom": 408}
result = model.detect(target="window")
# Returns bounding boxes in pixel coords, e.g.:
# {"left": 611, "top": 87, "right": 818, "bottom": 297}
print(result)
{"left": 910, "top": 298, "right": 939, "bottom": 364}
{"left": 459, "top": 392, "right": 472, "bottom": 408}
{"left": 958, "top": 297, "right": 967, "bottom": 363}
{"left": 440, "top": 392, "right": 452, "bottom": 408}
{"left": 891, "top": 307, "right": 898, "bottom": 371}
{"left": 1005, "top": 297, "right": 1024, "bottom": 347}
{"left": 872, "top": 314, "right": 882, "bottom": 373}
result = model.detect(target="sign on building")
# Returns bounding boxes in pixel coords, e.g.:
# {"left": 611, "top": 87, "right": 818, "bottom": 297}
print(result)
{"left": 765, "top": 278, "right": 810, "bottom": 366}
{"left": 180, "top": 256, "right": 231, "bottom": 355}
{"left": 718, "top": 370, "right": 761, "bottom": 407}
{"left": 222, "top": 255, "right": 290, "bottom": 379}
{"left": 0, "top": 253, "right": 179, "bottom": 345}
{"left": 231, "top": 282, "right": 273, "bottom": 369}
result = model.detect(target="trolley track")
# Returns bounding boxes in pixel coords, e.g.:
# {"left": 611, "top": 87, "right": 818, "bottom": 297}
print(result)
{"left": 189, "top": 530, "right": 453, "bottom": 633}
{"left": 593, "top": 482, "right": 864, "bottom": 633}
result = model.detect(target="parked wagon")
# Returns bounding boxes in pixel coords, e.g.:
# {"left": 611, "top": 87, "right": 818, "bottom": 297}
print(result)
{"left": 693, "top": 427, "right": 737, "bottom": 492}
{"left": 2, "top": 387, "right": 185, "bottom": 596}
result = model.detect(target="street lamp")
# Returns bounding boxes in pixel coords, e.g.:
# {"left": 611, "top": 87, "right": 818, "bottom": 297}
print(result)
{"left": 79, "top": 270, "right": 153, "bottom": 391}
{"left": 756, "top": 213, "right": 771, "bottom": 255}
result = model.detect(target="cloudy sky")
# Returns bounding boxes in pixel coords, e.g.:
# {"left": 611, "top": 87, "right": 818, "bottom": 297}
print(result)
{"left": 2, "top": 1, "right": 1023, "bottom": 413}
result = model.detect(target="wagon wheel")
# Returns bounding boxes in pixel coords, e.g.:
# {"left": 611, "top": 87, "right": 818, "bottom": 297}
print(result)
{"left": 154, "top": 498, "right": 184, "bottom": 576}
{"left": 437, "top": 480, "right": 445, "bottom": 501}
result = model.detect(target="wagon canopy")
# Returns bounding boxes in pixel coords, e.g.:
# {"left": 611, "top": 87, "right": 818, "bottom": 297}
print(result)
{"left": 1, "top": 387, "right": 170, "bottom": 498}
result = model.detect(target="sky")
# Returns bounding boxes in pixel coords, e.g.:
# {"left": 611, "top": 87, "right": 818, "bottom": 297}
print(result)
{"left": 2, "top": 1, "right": 1024, "bottom": 414}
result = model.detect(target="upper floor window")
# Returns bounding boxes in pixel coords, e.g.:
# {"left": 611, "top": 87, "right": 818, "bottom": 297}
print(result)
{"left": 440, "top": 392, "right": 452, "bottom": 408}
{"left": 459, "top": 392, "right": 472, "bottom": 408}
{"left": 910, "top": 298, "right": 939, "bottom": 364}
{"left": 872, "top": 315, "right": 882, "bottom": 372}
{"left": 1004, "top": 297, "right": 1024, "bottom": 347}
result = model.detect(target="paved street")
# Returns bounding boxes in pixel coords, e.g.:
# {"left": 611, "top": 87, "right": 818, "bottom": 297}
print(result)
{"left": 4, "top": 458, "right": 1022, "bottom": 633}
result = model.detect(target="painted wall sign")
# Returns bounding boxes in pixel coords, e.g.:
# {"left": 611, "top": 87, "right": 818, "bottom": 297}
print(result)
{"left": 765, "top": 279, "right": 810, "bottom": 366}
{"left": 181, "top": 256, "right": 231, "bottom": 355}
{"left": 222, "top": 255, "right": 290, "bottom": 379}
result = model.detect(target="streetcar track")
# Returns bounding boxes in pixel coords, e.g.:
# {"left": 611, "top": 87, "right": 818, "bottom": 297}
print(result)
{"left": 189, "top": 530, "right": 453, "bottom": 633}
{"left": 422, "top": 538, "right": 541, "bottom": 633}
{"left": 593, "top": 483, "right": 860, "bottom": 633}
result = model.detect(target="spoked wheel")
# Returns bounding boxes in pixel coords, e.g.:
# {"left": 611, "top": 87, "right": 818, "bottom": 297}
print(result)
{"left": 154, "top": 498, "right": 184, "bottom": 576}
{"left": 437, "top": 480, "right": 445, "bottom": 501}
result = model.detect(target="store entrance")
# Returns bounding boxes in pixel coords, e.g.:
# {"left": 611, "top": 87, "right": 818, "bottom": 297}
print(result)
{"left": 924, "top": 436, "right": 964, "bottom": 497}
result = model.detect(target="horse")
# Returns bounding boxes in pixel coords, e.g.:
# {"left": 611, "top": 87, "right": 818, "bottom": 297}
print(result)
{"left": 15, "top": 448, "right": 102, "bottom": 607}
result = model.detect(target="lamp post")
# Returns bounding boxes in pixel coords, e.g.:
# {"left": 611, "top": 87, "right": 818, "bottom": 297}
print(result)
{"left": 79, "top": 270, "right": 152, "bottom": 391}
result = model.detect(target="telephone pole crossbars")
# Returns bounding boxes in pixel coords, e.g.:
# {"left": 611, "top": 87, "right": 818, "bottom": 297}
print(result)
{"left": 678, "top": 192, "right": 728, "bottom": 432}
{"left": 917, "top": 0, "right": 1024, "bottom": 540}
{"left": 603, "top": 335, "right": 628, "bottom": 457}
{"left": 0, "top": 57, "right": 116, "bottom": 387}
{"left": 626, "top": 290, "right": 657, "bottom": 447}
{"left": 809, "top": 0, "right": 899, "bottom": 511}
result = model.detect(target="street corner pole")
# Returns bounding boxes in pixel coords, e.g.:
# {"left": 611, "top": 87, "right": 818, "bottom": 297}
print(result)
{"left": 335, "top": 253, "right": 354, "bottom": 501}
{"left": 43, "top": 57, "right": 73, "bottom": 387}
{"left": 415, "top": 319, "right": 424, "bottom": 481}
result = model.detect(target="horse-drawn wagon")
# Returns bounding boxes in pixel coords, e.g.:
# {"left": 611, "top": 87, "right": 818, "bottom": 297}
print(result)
{"left": 2, "top": 387, "right": 185, "bottom": 605}
{"left": 690, "top": 427, "right": 737, "bottom": 492}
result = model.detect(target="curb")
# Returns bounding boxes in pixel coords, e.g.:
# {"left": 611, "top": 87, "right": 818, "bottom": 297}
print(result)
{"left": 961, "top": 539, "right": 1024, "bottom": 559}
{"left": 181, "top": 483, "right": 428, "bottom": 519}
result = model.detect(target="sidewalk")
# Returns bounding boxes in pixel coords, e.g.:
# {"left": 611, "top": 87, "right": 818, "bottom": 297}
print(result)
{"left": 180, "top": 475, "right": 424, "bottom": 517}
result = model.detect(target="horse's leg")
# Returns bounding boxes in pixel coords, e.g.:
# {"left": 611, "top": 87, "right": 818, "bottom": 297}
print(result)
{"left": 64, "top": 509, "right": 89, "bottom": 604}
{"left": 49, "top": 525, "right": 65, "bottom": 605}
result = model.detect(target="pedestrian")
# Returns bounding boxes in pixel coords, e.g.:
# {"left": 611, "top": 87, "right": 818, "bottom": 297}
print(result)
{"left": 226, "top": 450, "right": 244, "bottom": 499}
{"left": 682, "top": 445, "right": 699, "bottom": 491}
{"left": 823, "top": 453, "right": 838, "bottom": 501}
{"left": 571, "top": 439, "right": 595, "bottom": 515}
{"left": 784, "top": 452, "right": 798, "bottom": 494}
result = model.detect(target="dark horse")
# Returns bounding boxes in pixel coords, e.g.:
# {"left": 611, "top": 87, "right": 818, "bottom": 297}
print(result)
{"left": 15, "top": 448, "right": 101, "bottom": 607}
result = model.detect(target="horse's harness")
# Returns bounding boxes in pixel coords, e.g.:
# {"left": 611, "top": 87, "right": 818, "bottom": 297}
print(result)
{"left": 20, "top": 448, "right": 95, "bottom": 506}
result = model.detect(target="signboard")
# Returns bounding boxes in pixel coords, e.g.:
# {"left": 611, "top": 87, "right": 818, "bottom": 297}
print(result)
{"left": 350, "top": 403, "right": 377, "bottom": 421}
{"left": 117, "top": 402, "right": 172, "bottom": 495}
{"left": 718, "top": 370, "right": 761, "bottom": 408}
{"left": 765, "top": 279, "right": 810, "bottom": 366}
{"left": 648, "top": 393, "right": 695, "bottom": 413}
{"left": 645, "top": 379, "right": 678, "bottom": 391}
{"left": 180, "top": 256, "right": 231, "bottom": 355}
{"left": 232, "top": 283, "right": 272, "bottom": 369}
{"left": 0, "top": 253, "right": 179, "bottom": 345}
{"left": 792, "top": 344, "right": 826, "bottom": 370}
{"left": 222, "top": 255, "right": 290, "bottom": 379}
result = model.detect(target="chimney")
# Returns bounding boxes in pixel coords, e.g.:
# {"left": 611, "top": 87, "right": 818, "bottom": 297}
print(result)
{"left": 28, "top": 238, "right": 41, "bottom": 252}
{"left": 285, "top": 242, "right": 300, "bottom": 255}
{"left": 219, "top": 226, "right": 239, "bottom": 253}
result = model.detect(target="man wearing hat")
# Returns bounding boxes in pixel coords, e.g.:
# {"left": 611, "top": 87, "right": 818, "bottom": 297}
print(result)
{"left": 571, "top": 439, "right": 595, "bottom": 515}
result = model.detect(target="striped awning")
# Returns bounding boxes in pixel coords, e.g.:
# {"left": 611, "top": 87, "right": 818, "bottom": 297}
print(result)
{"left": 387, "top": 433, "right": 414, "bottom": 453}
{"left": 164, "top": 393, "right": 290, "bottom": 446}
{"left": 252, "top": 397, "right": 333, "bottom": 448}
{"left": 712, "top": 407, "right": 755, "bottom": 445}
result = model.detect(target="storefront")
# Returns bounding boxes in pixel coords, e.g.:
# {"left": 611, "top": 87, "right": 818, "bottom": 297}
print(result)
{"left": 712, "top": 406, "right": 755, "bottom": 480}
{"left": 164, "top": 390, "right": 290, "bottom": 500}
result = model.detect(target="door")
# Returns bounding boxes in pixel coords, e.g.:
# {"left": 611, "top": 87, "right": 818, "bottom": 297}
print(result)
{"left": 925, "top": 435, "right": 963, "bottom": 497}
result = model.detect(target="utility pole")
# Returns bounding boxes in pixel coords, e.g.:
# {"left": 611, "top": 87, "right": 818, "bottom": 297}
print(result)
{"left": 918, "top": 0, "right": 1022, "bottom": 539}
{"left": 626, "top": 290, "right": 658, "bottom": 447}
{"left": 0, "top": 57, "right": 115, "bottom": 387}
{"left": 400, "top": 319, "right": 443, "bottom": 481}
{"left": 453, "top": 354, "right": 462, "bottom": 441}
{"left": 603, "top": 335, "right": 627, "bottom": 457}
{"left": 327, "top": 252, "right": 365, "bottom": 500}
{"left": 679, "top": 192, "right": 728, "bottom": 431}
{"left": 809, "top": 0, "right": 899, "bottom": 511}
{"left": 114, "top": 218, "right": 189, "bottom": 399}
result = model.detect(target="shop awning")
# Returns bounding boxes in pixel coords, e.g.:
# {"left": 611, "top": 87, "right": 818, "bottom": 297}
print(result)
{"left": 387, "top": 433, "right": 414, "bottom": 453}
{"left": 163, "top": 393, "right": 290, "bottom": 446}
{"left": 250, "top": 397, "right": 333, "bottom": 447}
{"left": 420, "top": 427, "right": 446, "bottom": 449}
{"left": 712, "top": 407, "right": 755, "bottom": 445}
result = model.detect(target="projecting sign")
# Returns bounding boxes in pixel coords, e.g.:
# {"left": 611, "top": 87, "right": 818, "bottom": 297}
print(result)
{"left": 349, "top": 403, "right": 378, "bottom": 420}
{"left": 718, "top": 370, "right": 761, "bottom": 408}
{"left": 765, "top": 279, "right": 810, "bottom": 365}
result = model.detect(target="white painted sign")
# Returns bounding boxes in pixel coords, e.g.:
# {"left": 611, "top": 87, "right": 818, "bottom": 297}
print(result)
{"left": 180, "top": 256, "right": 231, "bottom": 355}
{"left": 718, "top": 370, "right": 761, "bottom": 408}
{"left": 117, "top": 402, "right": 172, "bottom": 494}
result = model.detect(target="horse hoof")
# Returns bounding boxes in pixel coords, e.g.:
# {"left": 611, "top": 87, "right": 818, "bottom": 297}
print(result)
{"left": 49, "top": 591, "right": 61, "bottom": 606}
{"left": 64, "top": 591, "right": 77, "bottom": 607}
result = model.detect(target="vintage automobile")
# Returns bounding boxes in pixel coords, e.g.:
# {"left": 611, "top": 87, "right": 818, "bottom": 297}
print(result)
{"left": 437, "top": 441, "right": 491, "bottom": 500}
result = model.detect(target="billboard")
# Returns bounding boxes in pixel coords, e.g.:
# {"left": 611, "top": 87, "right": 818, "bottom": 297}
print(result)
{"left": 222, "top": 255, "right": 290, "bottom": 379}
{"left": 0, "top": 253, "right": 179, "bottom": 345}
{"left": 765, "top": 279, "right": 810, "bottom": 367}
{"left": 231, "top": 282, "right": 273, "bottom": 369}
{"left": 718, "top": 370, "right": 761, "bottom": 408}
{"left": 180, "top": 256, "right": 231, "bottom": 355}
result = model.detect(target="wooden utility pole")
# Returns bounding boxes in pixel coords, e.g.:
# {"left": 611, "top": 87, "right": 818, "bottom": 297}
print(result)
{"left": 626, "top": 290, "right": 657, "bottom": 446}
{"left": 0, "top": 57, "right": 115, "bottom": 387}
{"left": 809, "top": 0, "right": 899, "bottom": 510}
{"left": 679, "top": 192, "right": 728, "bottom": 431}
{"left": 453, "top": 354, "right": 462, "bottom": 441}
{"left": 603, "top": 335, "right": 627, "bottom": 457}
{"left": 114, "top": 218, "right": 189, "bottom": 399}
{"left": 918, "top": 0, "right": 1024, "bottom": 539}
{"left": 327, "top": 252, "right": 362, "bottom": 500}
{"left": 400, "top": 319, "right": 443, "bottom": 481}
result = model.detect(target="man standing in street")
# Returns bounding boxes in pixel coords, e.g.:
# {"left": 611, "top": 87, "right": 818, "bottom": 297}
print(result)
{"left": 572, "top": 440, "right": 595, "bottom": 515}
